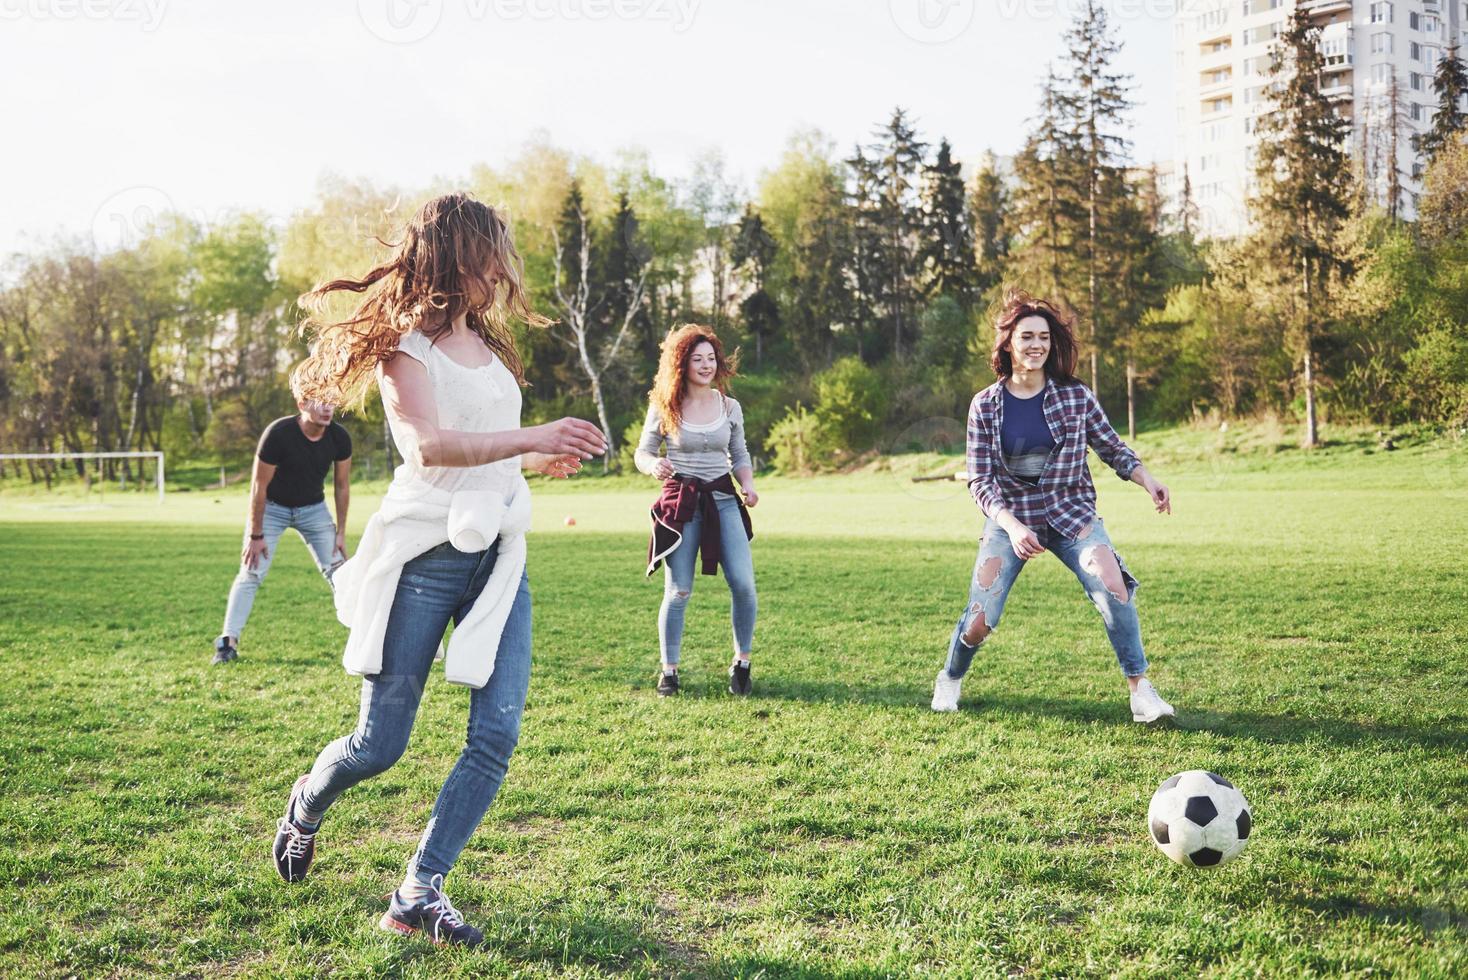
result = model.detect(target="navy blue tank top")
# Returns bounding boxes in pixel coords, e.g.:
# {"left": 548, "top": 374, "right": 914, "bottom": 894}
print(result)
{"left": 1001, "top": 386, "right": 1056, "bottom": 482}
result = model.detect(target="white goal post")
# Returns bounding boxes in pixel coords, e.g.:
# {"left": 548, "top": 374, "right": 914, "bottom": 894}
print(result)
{"left": 0, "top": 452, "right": 165, "bottom": 503}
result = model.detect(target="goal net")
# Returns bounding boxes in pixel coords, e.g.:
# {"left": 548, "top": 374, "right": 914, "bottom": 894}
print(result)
{"left": 0, "top": 452, "right": 165, "bottom": 503}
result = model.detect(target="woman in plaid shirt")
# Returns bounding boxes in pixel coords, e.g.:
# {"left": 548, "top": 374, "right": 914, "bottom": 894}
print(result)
{"left": 931, "top": 289, "right": 1177, "bottom": 723}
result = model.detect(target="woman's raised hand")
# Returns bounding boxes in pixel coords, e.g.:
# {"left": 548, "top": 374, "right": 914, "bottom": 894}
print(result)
{"left": 525, "top": 418, "right": 606, "bottom": 460}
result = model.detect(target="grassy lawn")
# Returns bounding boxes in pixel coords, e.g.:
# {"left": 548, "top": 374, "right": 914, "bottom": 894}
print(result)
{"left": 1, "top": 428, "right": 1465, "bottom": 977}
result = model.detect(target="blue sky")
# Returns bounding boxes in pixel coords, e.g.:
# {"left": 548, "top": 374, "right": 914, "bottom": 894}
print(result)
{"left": 0, "top": 0, "right": 1177, "bottom": 254}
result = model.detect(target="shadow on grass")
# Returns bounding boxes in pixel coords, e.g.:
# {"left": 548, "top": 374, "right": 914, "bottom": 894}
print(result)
{"left": 1271, "top": 889, "right": 1468, "bottom": 937}
{"left": 753, "top": 678, "right": 1468, "bottom": 753}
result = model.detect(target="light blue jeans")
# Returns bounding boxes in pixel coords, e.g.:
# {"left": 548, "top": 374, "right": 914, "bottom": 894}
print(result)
{"left": 298, "top": 539, "right": 533, "bottom": 884}
{"left": 659, "top": 494, "right": 757, "bottom": 665}
{"left": 943, "top": 516, "right": 1148, "bottom": 679}
{"left": 221, "top": 500, "right": 339, "bottom": 641}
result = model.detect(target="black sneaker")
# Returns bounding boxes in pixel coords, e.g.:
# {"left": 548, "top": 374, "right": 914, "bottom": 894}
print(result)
{"left": 212, "top": 635, "right": 238, "bottom": 665}
{"left": 379, "top": 875, "right": 484, "bottom": 947}
{"left": 271, "top": 775, "right": 317, "bottom": 882}
{"left": 729, "top": 661, "right": 752, "bottom": 696}
{"left": 656, "top": 670, "right": 680, "bottom": 697}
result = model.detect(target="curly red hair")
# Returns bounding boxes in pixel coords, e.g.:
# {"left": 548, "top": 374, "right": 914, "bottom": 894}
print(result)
{"left": 649, "top": 324, "right": 739, "bottom": 434}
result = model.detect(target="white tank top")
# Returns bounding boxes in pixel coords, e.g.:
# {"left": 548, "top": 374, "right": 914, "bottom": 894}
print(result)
{"left": 384, "top": 329, "right": 522, "bottom": 495}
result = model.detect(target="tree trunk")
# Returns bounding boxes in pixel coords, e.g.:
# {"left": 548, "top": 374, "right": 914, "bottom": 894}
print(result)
{"left": 1126, "top": 355, "right": 1137, "bottom": 442}
{"left": 1089, "top": 170, "right": 1100, "bottom": 394}
{"left": 1302, "top": 334, "right": 1318, "bottom": 448}
{"left": 1302, "top": 256, "right": 1318, "bottom": 448}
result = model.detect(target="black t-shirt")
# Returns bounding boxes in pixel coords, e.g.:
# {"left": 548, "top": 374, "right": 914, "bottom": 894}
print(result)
{"left": 256, "top": 416, "right": 352, "bottom": 507}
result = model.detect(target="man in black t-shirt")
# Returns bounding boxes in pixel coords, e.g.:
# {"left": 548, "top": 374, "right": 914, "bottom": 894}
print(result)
{"left": 212, "top": 390, "right": 353, "bottom": 665}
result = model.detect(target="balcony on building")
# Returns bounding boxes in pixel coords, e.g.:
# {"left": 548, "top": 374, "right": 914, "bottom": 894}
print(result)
{"left": 1201, "top": 96, "right": 1235, "bottom": 119}
{"left": 1302, "top": 0, "right": 1352, "bottom": 19}
{"left": 1319, "top": 23, "right": 1354, "bottom": 73}
{"left": 1320, "top": 81, "right": 1354, "bottom": 101}
{"left": 1200, "top": 66, "right": 1234, "bottom": 96}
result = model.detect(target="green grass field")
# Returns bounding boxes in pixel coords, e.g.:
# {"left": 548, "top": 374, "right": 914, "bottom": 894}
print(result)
{"left": 2, "top": 429, "right": 1466, "bottom": 977}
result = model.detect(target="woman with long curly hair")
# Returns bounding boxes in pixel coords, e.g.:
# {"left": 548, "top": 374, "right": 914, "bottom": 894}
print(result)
{"left": 636, "top": 324, "right": 759, "bottom": 697}
{"left": 270, "top": 193, "right": 605, "bottom": 946}
{"left": 931, "top": 288, "right": 1177, "bottom": 724}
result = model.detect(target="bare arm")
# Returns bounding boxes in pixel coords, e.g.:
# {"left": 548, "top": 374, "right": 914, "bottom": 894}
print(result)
{"left": 332, "top": 458, "right": 351, "bottom": 555}
{"left": 378, "top": 352, "right": 606, "bottom": 467}
{"left": 241, "top": 457, "right": 276, "bottom": 569}
{"left": 248, "top": 458, "right": 276, "bottom": 535}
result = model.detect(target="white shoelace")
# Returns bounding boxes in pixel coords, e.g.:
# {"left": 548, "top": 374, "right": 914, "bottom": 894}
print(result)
{"left": 424, "top": 875, "right": 466, "bottom": 939}
{"left": 277, "top": 817, "right": 315, "bottom": 859}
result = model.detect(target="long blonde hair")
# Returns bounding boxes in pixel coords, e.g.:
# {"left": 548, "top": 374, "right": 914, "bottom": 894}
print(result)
{"left": 293, "top": 193, "right": 551, "bottom": 405}
{"left": 649, "top": 324, "right": 739, "bottom": 434}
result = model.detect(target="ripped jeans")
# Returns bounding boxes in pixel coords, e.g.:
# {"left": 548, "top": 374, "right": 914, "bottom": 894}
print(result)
{"left": 298, "top": 539, "right": 532, "bottom": 884}
{"left": 943, "top": 516, "right": 1148, "bottom": 680}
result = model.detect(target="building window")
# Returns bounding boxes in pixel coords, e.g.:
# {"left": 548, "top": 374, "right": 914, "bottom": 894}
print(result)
{"left": 1410, "top": 71, "right": 1425, "bottom": 91}
{"left": 1411, "top": 102, "right": 1425, "bottom": 121}
{"left": 1197, "top": 8, "right": 1229, "bottom": 32}
{"left": 1410, "top": 41, "right": 1423, "bottom": 60}
{"left": 1372, "top": 31, "right": 1394, "bottom": 54}
{"left": 1243, "top": 22, "right": 1281, "bottom": 44}
{"left": 1371, "top": 63, "right": 1392, "bottom": 83}
{"left": 1409, "top": 11, "right": 1420, "bottom": 30}
{"left": 1370, "top": 2, "right": 1393, "bottom": 24}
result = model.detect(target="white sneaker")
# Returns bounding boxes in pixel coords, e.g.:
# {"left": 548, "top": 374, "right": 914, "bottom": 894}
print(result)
{"left": 931, "top": 669, "right": 962, "bottom": 712}
{"left": 1130, "top": 678, "right": 1176, "bottom": 723}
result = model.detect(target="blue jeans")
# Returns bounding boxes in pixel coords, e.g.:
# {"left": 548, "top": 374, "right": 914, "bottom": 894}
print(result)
{"left": 659, "top": 494, "right": 757, "bottom": 665}
{"left": 221, "top": 500, "right": 340, "bottom": 641}
{"left": 298, "top": 539, "right": 533, "bottom": 884}
{"left": 944, "top": 516, "right": 1148, "bottom": 679}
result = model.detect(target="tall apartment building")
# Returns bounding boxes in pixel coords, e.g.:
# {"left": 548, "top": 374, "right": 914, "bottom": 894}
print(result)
{"left": 1173, "top": 0, "right": 1468, "bottom": 237}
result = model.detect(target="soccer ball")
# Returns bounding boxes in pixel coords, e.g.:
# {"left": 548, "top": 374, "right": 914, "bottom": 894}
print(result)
{"left": 1147, "top": 770, "right": 1252, "bottom": 868}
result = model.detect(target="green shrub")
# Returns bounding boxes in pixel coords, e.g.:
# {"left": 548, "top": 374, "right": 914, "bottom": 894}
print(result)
{"left": 765, "top": 403, "right": 834, "bottom": 473}
{"left": 811, "top": 356, "right": 887, "bottom": 453}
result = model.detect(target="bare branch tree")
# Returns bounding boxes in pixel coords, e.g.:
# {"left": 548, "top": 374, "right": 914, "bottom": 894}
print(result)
{"left": 550, "top": 206, "right": 649, "bottom": 471}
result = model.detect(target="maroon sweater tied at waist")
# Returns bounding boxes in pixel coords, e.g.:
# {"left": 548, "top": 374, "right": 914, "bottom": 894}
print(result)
{"left": 645, "top": 473, "right": 753, "bottom": 577}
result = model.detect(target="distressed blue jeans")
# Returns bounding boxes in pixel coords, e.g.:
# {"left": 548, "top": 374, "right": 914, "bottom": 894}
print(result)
{"left": 943, "top": 516, "right": 1148, "bottom": 680}
{"left": 659, "top": 494, "right": 757, "bottom": 665}
{"left": 221, "top": 500, "right": 340, "bottom": 641}
{"left": 298, "top": 539, "right": 533, "bottom": 884}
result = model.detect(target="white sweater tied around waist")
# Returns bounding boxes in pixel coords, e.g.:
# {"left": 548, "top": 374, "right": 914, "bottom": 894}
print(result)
{"left": 334, "top": 473, "right": 531, "bottom": 688}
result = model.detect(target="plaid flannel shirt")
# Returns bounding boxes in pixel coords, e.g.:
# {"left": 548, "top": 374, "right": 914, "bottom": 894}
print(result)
{"left": 966, "top": 378, "right": 1141, "bottom": 540}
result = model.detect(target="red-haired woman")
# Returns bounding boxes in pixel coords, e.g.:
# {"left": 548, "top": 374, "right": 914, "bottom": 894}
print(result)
{"left": 635, "top": 325, "right": 758, "bottom": 697}
{"left": 271, "top": 194, "right": 606, "bottom": 945}
{"left": 931, "top": 289, "right": 1177, "bottom": 723}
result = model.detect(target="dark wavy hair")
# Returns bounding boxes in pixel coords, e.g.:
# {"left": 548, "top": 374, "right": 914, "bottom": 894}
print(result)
{"left": 989, "top": 287, "right": 1079, "bottom": 382}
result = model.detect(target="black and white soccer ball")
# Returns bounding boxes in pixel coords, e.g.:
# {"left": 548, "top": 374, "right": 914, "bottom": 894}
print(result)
{"left": 1147, "top": 770, "right": 1252, "bottom": 868}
